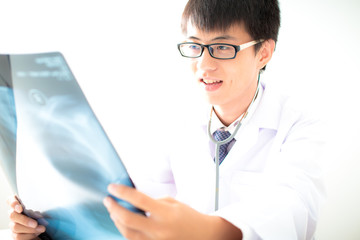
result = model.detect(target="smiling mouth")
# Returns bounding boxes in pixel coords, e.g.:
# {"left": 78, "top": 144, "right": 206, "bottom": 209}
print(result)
{"left": 201, "top": 79, "right": 223, "bottom": 85}
{"left": 200, "top": 78, "right": 223, "bottom": 91}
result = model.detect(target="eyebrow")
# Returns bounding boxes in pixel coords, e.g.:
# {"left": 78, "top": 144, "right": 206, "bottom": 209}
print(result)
{"left": 187, "top": 35, "right": 237, "bottom": 42}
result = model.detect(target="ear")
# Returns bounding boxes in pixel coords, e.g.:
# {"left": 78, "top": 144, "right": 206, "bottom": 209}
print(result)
{"left": 256, "top": 39, "right": 276, "bottom": 70}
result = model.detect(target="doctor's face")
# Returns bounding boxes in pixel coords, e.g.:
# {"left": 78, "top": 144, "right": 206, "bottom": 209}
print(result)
{"left": 183, "top": 23, "right": 263, "bottom": 112}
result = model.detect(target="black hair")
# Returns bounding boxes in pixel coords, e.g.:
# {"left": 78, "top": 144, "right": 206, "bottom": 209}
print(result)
{"left": 181, "top": 0, "right": 281, "bottom": 53}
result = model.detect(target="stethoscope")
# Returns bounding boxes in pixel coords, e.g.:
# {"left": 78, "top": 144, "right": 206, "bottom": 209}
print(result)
{"left": 207, "top": 75, "right": 261, "bottom": 211}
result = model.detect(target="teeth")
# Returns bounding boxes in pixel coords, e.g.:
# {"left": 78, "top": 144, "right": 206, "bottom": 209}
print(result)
{"left": 203, "top": 79, "right": 222, "bottom": 84}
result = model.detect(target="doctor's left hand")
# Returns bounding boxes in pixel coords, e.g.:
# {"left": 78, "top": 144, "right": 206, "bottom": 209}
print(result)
{"left": 103, "top": 184, "right": 242, "bottom": 240}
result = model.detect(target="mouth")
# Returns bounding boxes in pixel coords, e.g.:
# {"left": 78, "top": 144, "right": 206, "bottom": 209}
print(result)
{"left": 201, "top": 78, "right": 223, "bottom": 85}
{"left": 200, "top": 78, "right": 223, "bottom": 91}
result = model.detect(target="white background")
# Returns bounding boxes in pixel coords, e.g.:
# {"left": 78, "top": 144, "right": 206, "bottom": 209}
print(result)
{"left": 0, "top": 0, "right": 360, "bottom": 239}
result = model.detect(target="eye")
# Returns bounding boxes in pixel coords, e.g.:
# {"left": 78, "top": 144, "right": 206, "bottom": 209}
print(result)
{"left": 216, "top": 45, "right": 231, "bottom": 51}
{"left": 188, "top": 44, "right": 201, "bottom": 50}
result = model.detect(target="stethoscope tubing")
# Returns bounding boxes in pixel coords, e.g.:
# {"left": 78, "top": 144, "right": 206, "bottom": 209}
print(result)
{"left": 207, "top": 75, "right": 260, "bottom": 211}
{"left": 208, "top": 119, "right": 243, "bottom": 211}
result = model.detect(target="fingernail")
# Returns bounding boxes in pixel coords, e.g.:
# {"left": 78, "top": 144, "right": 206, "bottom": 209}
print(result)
{"left": 103, "top": 197, "right": 111, "bottom": 208}
{"left": 28, "top": 220, "right": 37, "bottom": 228}
{"left": 108, "top": 183, "right": 124, "bottom": 195}
{"left": 108, "top": 184, "right": 116, "bottom": 192}
{"left": 36, "top": 225, "right": 45, "bottom": 233}
{"left": 15, "top": 204, "right": 22, "bottom": 213}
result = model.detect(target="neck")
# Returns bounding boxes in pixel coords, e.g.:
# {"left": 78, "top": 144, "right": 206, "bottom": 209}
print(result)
{"left": 213, "top": 79, "right": 259, "bottom": 127}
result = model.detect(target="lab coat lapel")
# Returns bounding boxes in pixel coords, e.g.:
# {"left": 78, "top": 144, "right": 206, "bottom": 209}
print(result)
{"left": 220, "top": 123, "right": 260, "bottom": 173}
{"left": 219, "top": 82, "right": 282, "bottom": 172}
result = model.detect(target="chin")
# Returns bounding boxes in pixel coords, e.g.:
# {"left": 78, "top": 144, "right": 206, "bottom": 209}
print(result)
{"left": 202, "top": 95, "right": 222, "bottom": 107}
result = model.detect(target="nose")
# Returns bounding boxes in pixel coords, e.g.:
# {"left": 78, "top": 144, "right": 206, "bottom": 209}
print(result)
{"left": 197, "top": 47, "right": 217, "bottom": 72}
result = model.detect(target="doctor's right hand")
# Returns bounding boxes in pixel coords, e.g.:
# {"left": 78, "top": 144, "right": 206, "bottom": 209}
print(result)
{"left": 7, "top": 196, "right": 45, "bottom": 240}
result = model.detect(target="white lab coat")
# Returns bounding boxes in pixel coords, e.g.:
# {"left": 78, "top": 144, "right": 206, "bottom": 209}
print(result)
{"left": 134, "top": 81, "right": 326, "bottom": 240}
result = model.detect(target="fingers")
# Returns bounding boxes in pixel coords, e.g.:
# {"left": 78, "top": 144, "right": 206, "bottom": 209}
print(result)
{"left": 107, "top": 184, "right": 159, "bottom": 213}
{"left": 103, "top": 197, "right": 149, "bottom": 230}
{"left": 9, "top": 210, "right": 39, "bottom": 229}
{"left": 7, "top": 196, "right": 23, "bottom": 213}
{"left": 9, "top": 220, "right": 45, "bottom": 234}
{"left": 9, "top": 213, "right": 45, "bottom": 240}
{"left": 11, "top": 232, "right": 40, "bottom": 240}
{"left": 104, "top": 196, "right": 154, "bottom": 239}
{"left": 7, "top": 195, "right": 46, "bottom": 240}
{"left": 113, "top": 224, "right": 148, "bottom": 240}
{"left": 9, "top": 211, "right": 46, "bottom": 240}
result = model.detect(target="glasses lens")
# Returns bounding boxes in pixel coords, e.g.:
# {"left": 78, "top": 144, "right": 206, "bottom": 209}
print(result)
{"left": 179, "top": 43, "right": 202, "bottom": 57}
{"left": 210, "top": 44, "right": 236, "bottom": 59}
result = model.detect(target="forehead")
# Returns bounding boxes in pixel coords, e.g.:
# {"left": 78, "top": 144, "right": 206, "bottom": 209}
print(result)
{"left": 185, "top": 21, "right": 251, "bottom": 43}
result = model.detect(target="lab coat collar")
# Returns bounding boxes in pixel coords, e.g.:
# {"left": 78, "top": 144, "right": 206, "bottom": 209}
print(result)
{"left": 206, "top": 80, "right": 284, "bottom": 170}
{"left": 218, "top": 81, "right": 283, "bottom": 171}
{"left": 204, "top": 79, "right": 284, "bottom": 143}
{"left": 209, "top": 80, "right": 264, "bottom": 136}
{"left": 250, "top": 81, "right": 284, "bottom": 131}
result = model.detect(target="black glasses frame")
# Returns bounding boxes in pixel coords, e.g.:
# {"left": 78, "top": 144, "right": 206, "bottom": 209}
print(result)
{"left": 177, "top": 40, "right": 263, "bottom": 60}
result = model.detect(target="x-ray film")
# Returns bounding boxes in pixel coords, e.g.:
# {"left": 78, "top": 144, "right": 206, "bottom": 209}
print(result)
{"left": 0, "top": 52, "right": 143, "bottom": 239}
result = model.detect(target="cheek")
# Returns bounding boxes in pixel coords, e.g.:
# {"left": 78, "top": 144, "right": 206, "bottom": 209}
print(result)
{"left": 190, "top": 61, "right": 198, "bottom": 74}
{"left": 228, "top": 59, "right": 256, "bottom": 84}
{"left": 224, "top": 64, "right": 242, "bottom": 83}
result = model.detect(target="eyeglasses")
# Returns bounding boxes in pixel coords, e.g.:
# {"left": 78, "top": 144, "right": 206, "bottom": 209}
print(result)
{"left": 177, "top": 40, "right": 264, "bottom": 60}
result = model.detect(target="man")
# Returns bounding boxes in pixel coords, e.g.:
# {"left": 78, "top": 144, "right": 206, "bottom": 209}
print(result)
{"left": 8, "top": 0, "right": 325, "bottom": 239}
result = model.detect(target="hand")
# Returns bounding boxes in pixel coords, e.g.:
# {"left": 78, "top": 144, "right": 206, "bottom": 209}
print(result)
{"left": 103, "top": 184, "right": 242, "bottom": 240}
{"left": 7, "top": 196, "right": 45, "bottom": 240}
